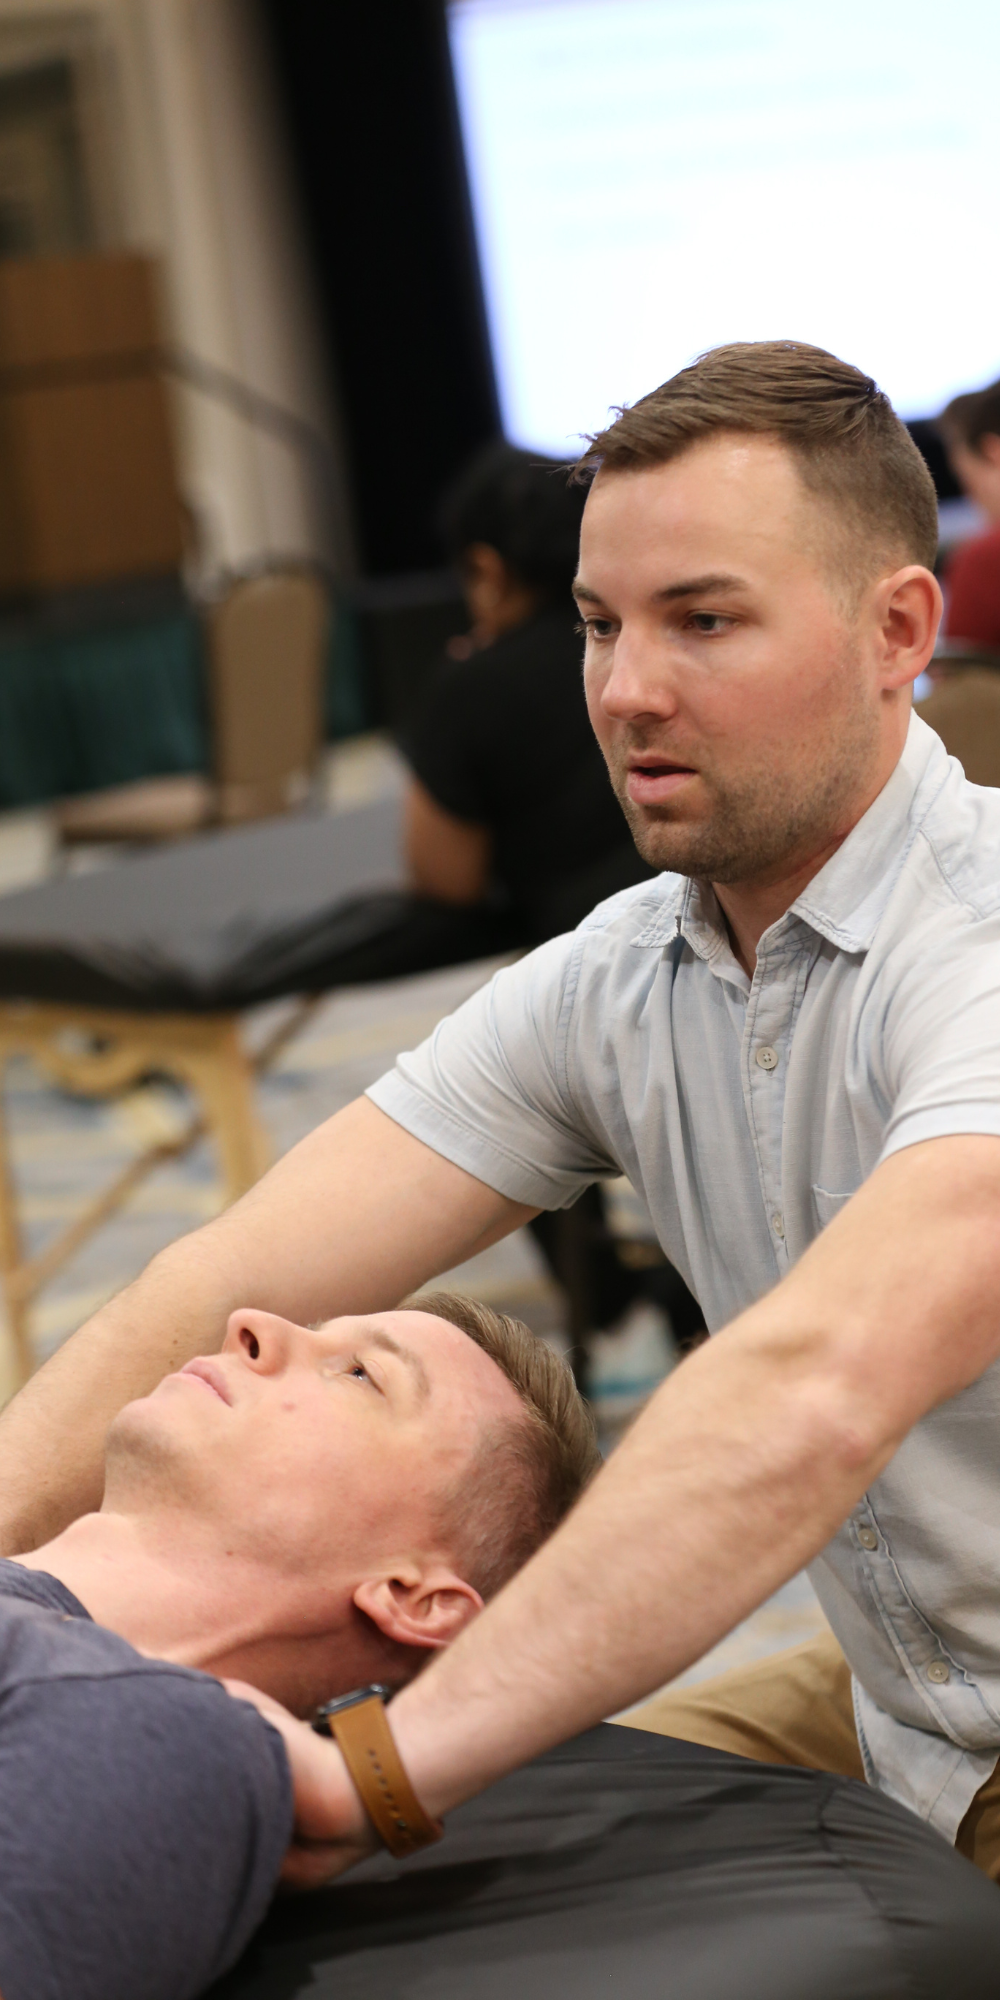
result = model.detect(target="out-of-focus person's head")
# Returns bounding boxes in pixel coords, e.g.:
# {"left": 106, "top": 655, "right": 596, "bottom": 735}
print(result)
{"left": 937, "top": 381, "right": 1000, "bottom": 526}
{"left": 105, "top": 1292, "right": 599, "bottom": 1711}
{"left": 440, "top": 440, "right": 586, "bottom": 645}
{"left": 572, "top": 340, "right": 941, "bottom": 886}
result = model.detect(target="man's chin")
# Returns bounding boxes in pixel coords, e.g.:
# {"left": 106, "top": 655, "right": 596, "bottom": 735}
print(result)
{"left": 102, "top": 1395, "right": 205, "bottom": 1510}
{"left": 623, "top": 806, "right": 722, "bottom": 879}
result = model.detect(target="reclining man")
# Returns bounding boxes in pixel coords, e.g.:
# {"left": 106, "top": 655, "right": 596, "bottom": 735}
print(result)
{"left": 0, "top": 1292, "right": 598, "bottom": 2000}
{"left": 5, "top": 339, "right": 1000, "bottom": 1910}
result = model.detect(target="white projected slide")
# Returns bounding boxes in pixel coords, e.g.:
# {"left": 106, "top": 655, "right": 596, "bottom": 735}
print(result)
{"left": 448, "top": 0, "right": 1000, "bottom": 454}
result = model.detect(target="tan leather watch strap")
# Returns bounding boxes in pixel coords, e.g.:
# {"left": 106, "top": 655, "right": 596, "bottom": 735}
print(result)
{"left": 327, "top": 1694, "right": 443, "bottom": 1858}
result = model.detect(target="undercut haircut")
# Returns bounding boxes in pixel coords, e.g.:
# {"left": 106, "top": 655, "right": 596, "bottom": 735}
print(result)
{"left": 574, "top": 340, "right": 938, "bottom": 591}
{"left": 403, "top": 1290, "right": 601, "bottom": 1602}
{"left": 938, "top": 380, "right": 1000, "bottom": 457}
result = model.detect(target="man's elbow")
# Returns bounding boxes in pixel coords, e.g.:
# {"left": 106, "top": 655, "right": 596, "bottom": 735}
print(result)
{"left": 797, "top": 1376, "right": 902, "bottom": 1487}
{"left": 742, "top": 1314, "right": 913, "bottom": 1487}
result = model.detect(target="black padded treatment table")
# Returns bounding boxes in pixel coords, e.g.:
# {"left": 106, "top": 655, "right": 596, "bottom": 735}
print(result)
{"left": 0, "top": 798, "right": 523, "bottom": 1385}
{"left": 0, "top": 799, "right": 521, "bottom": 1011}
{"left": 209, "top": 1724, "right": 1000, "bottom": 2000}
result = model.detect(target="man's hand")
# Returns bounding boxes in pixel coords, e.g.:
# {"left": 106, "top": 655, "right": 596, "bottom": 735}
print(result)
{"left": 224, "top": 1681, "right": 378, "bottom": 1889}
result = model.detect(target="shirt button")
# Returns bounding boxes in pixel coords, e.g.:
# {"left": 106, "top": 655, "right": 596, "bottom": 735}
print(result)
{"left": 926, "top": 1661, "right": 950, "bottom": 1685}
{"left": 771, "top": 1212, "right": 785, "bottom": 1239}
{"left": 755, "top": 1045, "right": 779, "bottom": 1070}
{"left": 857, "top": 1526, "right": 878, "bottom": 1551}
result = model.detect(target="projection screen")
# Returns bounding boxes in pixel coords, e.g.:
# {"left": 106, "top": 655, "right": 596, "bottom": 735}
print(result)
{"left": 448, "top": 0, "right": 1000, "bottom": 454}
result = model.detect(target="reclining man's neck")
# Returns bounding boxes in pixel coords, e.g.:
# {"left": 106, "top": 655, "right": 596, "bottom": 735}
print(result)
{"left": 12, "top": 1511, "right": 358, "bottom": 1712}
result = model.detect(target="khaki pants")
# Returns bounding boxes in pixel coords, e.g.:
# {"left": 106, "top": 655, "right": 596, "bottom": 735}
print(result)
{"left": 618, "top": 1629, "right": 1000, "bottom": 1883}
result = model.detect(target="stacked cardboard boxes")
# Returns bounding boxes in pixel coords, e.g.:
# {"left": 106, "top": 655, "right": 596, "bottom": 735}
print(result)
{"left": 0, "top": 251, "right": 183, "bottom": 596}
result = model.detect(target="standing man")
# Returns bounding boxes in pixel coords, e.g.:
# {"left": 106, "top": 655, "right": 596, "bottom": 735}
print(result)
{"left": 4, "top": 342, "right": 1000, "bottom": 1880}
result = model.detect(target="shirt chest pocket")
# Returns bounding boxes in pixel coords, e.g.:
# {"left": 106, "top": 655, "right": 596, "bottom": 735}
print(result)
{"left": 812, "top": 1184, "right": 857, "bottom": 1231}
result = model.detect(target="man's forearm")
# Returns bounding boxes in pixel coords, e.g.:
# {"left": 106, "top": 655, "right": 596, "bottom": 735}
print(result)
{"left": 387, "top": 1135, "right": 1000, "bottom": 1820}
{"left": 389, "top": 1304, "right": 883, "bottom": 1814}
{"left": 0, "top": 1098, "right": 530, "bottom": 1553}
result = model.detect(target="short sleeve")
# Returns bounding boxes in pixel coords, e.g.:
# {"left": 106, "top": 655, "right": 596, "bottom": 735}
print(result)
{"left": 367, "top": 934, "right": 620, "bottom": 1208}
{"left": 0, "top": 1667, "right": 293, "bottom": 2000}
{"left": 877, "top": 913, "right": 1000, "bottom": 1164}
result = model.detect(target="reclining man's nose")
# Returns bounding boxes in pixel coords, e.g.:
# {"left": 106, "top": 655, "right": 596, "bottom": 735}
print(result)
{"left": 225, "top": 1307, "right": 295, "bottom": 1369}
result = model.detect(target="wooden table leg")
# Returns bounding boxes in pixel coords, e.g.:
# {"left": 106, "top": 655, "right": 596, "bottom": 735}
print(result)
{"left": 181, "top": 1019, "right": 270, "bottom": 1207}
{"left": 0, "top": 1002, "right": 275, "bottom": 1386}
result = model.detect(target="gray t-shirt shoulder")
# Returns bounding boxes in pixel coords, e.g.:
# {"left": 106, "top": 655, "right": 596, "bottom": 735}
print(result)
{"left": 0, "top": 1560, "right": 293, "bottom": 2000}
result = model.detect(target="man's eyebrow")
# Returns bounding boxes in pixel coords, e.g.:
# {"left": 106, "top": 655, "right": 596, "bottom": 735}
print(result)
{"left": 365, "top": 1329, "right": 431, "bottom": 1402}
{"left": 573, "top": 573, "right": 749, "bottom": 605}
{"left": 654, "top": 573, "right": 748, "bottom": 601}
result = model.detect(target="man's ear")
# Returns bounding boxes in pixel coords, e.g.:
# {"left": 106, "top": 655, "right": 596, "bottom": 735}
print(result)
{"left": 353, "top": 1567, "right": 484, "bottom": 1654}
{"left": 873, "top": 565, "right": 942, "bottom": 691}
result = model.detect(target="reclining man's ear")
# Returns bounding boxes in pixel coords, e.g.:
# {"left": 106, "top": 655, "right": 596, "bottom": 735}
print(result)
{"left": 353, "top": 1568, "right": 483, "bottom": 1653}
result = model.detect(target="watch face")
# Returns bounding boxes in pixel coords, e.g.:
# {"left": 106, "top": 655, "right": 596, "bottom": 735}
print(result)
{"left": 312, "top": 1683, "right": 394, "bottom": 1734}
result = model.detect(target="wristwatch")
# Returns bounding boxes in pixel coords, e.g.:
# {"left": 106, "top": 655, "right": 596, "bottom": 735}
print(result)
{"left": 312, "top": 1682, "right": 444, "bottom": 1858}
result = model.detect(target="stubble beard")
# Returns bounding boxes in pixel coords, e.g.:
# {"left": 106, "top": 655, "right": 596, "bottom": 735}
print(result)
{"left": 102, "top": 1398, "right": 209, "bottom": 1513}
{"left": 608, "top": 686, "right": 879, "bottom": 888}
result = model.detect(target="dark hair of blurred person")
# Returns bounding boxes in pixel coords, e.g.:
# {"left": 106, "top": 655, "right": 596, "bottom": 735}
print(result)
{"left": 936, "top": 383, "right": 1000, "bottom": 652}
{"left": 400, "top": 441, "right": 654, "bottom": 944}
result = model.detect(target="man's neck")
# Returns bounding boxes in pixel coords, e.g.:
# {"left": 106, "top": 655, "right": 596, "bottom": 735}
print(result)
{"left": 711, "top": 732, "right": 907, "bottom": 976}
{"left": 712, "top": 825, "right": 850, "bottom": 978}
{"left": 15, "top": 1512, "right": 393, "bottom": 1713}
{"left": 15, "top": 1511, "right": 266, "bottom": 1668}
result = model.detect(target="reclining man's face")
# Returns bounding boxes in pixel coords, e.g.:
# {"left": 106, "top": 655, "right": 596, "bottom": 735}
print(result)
{"left": 104, "top": 1307, "right": 527, "bottom": 1700}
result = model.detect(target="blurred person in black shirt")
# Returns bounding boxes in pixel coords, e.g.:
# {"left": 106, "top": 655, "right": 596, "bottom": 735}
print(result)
{"left": 401, "top": 442, "right": 655, "bottom": 942}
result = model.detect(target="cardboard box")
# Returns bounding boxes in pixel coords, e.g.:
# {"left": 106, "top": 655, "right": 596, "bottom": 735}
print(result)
{"left": 0, "top": 251, "right": 184, "bottom": 595}
{"left": 0, "top": 252, "right": 161, "bottom": 371}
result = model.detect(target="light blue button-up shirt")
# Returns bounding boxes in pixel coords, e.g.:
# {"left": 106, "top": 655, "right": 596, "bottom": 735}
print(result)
{"left": 369, "top": 714, "right": 1000, "bottom": 1839}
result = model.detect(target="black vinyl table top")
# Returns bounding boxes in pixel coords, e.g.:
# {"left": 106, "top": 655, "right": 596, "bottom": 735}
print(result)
{"left": 208, "top": 1723, "right": 1000, "bottom": 2000}
{"left": 0, "top": 802, "right": 523, "bottom": 1011}
{"left": 0, "top": 795, "right": 499, "bottom": 1012}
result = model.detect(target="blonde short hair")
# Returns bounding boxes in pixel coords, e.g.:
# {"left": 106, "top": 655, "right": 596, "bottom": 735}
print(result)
{"left": 404, "top": 1290, "right": 601, "bottom": 1600}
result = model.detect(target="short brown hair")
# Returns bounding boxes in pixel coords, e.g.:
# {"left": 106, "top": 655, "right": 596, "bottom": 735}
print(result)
{"left": 404, "top": 1290, "right": 601, "bottom": 1600}
{"left": 938, "top": 380, "right": 1000, "bottom": 457}
{"left": 575, "top": 340, "right": 938, "bottom": 585}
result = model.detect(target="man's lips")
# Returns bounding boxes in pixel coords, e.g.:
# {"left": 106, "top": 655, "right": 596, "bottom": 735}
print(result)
{"left": 178, "top": 1358, "right": 232, "bottom": 1406}
{"left": 626, "top": 758, "right": 698, "bottom": 806}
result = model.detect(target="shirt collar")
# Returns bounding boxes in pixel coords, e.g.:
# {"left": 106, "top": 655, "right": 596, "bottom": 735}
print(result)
{"left": 790, "top": 712, "right": 946, "bottom": 952}
{"left": 631, "top": 713, "right": 950, "bottom": 958}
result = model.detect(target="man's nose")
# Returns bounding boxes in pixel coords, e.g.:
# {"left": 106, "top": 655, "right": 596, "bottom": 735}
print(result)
{"left": 223, "top": 1307, "right": 298, "bottom": 1374}
{"left": 593, "top": 630, "right": 679, "bottom": 723}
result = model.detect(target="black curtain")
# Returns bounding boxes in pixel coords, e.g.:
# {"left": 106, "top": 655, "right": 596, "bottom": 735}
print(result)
{"left": 259, "top": 0, "right": 500, "bottom": 576}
